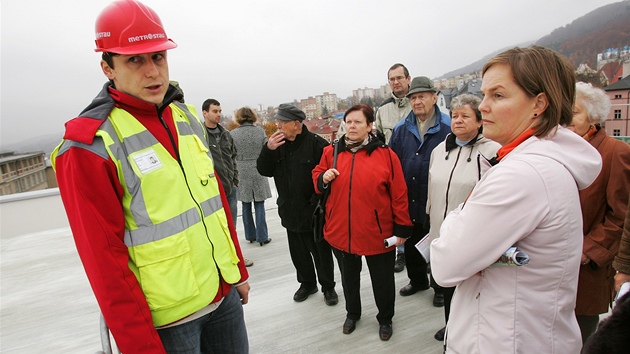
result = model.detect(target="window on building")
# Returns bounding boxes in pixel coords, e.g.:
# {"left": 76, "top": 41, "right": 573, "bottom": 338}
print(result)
{"left": 614, "top": 110, "right": 622, "bottom": 119}
{"left": 615, "top": 94, "right": 622, "bottom": 99}
{"left": 613, "top": 129, "right": 621, "bottom": 137}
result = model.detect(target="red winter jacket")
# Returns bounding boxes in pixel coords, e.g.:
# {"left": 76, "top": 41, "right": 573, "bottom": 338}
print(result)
{"left": 313, "top": 136, "right": 413, "bottom": 256}
{"left": 54, "top": 83, "right": 249, "bottom": 354}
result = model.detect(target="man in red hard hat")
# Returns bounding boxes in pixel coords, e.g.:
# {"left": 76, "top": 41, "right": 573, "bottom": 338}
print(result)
{"left": 51, "top": 1, "right": 250, "bottom": 353}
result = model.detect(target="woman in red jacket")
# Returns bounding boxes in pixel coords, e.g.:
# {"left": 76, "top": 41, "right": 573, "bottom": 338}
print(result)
{"left": 313, "top": 104, "right": 413, "bottom": 341}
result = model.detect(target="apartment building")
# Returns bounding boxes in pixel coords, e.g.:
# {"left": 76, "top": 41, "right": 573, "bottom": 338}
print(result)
{"left": 352, "top": 87, "right": 375, "bottom": 104}
{"left": 0, "top": 151, "right": 49, "bottom": 196}
{"left": 604, "top": 75, "right": 630, "bottom": 137}
{"left": 299, "top": 96, "right": 318, "bottom": 119}
{"left": 316, "top": 92, "right": 339, "bottom": 115}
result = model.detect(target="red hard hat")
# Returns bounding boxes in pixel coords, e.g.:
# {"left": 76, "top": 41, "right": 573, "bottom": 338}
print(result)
{"left": 94, "top": 0, "right": 177, "bottom": 54}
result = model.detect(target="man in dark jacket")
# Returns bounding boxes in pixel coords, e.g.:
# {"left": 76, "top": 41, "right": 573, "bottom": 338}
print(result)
{"left": 203, "top": 98, "right": 253, "bottom": 267}
{"left": 257, "top": 104, "right": 338, "bottom": 305}
{"left": 389, "top": 76, "right": 451, "bottom": 306}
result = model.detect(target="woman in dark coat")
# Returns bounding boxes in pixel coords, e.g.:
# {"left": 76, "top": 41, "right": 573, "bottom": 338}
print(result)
{"left": 568, "top": 82, "right": 630, "bottom": 344}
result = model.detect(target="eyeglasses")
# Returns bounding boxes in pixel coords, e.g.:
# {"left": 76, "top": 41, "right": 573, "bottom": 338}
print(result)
{"left": 388, "top": 76, "right": 407, "bottom": 83}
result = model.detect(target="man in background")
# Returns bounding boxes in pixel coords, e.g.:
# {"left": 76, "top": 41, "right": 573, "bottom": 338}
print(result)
{"left": 257, "top": 104, "right": 338, "bottom": 306}
{"left": 375, "top": 63, "right": 412, "bottom": 273}
{"left": 203, "top": 98, "right": 253, "bottom": 267}
{"left": 390, "top": 76, "right": 451, "bottom": 307}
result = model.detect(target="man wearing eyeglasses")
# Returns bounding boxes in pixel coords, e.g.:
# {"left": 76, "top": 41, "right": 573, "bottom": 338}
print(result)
{"left": 375, "top": 63, "right": 412, "bottom": 144}
{"left": 374, "top": 63, "right": 412, "bottom": 274}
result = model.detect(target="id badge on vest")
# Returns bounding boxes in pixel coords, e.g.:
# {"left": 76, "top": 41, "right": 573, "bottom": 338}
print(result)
{"left": 133, "top": 149, "right": 163, "bottom": 174}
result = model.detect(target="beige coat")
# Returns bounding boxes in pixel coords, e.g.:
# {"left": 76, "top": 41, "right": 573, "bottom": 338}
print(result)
{"left": 426, "top": 133, "right": 500, "bottom": 243}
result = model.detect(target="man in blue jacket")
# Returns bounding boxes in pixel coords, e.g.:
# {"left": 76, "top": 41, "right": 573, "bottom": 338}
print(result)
{"left": 389, "top": 76, "right": 451, "bottom": 306}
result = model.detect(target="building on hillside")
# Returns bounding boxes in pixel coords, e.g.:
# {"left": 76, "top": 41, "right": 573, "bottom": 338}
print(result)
{"left": 597, "top": 46, "right": 630, "bottom": 69}
{"left": 603, "top": 75, "right": 630, "bottom": 137}
{"left": 596, "top": 46, "right": 630, "bottom": 86}
{"left": 304, "top": 117, "right": 342, "bottom": 142}
{"left": 577, "top": 63, "right": 598, "bottom": 76}
{"left": 254, "top": 104, "right": 270, "bottom": 121}
{"left": 316, "top": 92, "right": 339, "bottom": 115}
{"left": 352, "top": 87, "right": 375, "bottom": 104}
{"left": 435, "top": 92, "right": 449, "bottom": 116}
{"left": 376, "top": 84, "right": 391, "bottom": 100}
{"left": 600, "top": 61, "right": 625, "bottom": 86}
{"left": 440, "top": 78, "right": 483, "bottom": 111}
{"left": 295, "top": 93, "right": 340, "bottom": 119}
{"left": 299, "top": 97, "right": 318, "bottom": 119}
{"left": 0, "top": 151, "right": 49, "bottom": 196}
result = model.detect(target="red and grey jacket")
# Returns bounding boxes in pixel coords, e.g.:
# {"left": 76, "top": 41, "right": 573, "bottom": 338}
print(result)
{"left": 53, "top": 83, "right": 248, "bottom": 354}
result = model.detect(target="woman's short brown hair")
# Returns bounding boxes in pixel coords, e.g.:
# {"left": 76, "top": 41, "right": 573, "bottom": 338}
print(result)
{"left": 343, "top": 104, "right": 374, "bottom": 124}
{"left": 482, "top": 45, "right": 576, "bottom": 138}
{"left": 235, "top": 107, "right": 258, "bottom": 125}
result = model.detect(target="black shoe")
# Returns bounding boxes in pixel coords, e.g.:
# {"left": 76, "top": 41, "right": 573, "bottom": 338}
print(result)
{"left": 399, "top": 283, "right": 429, "bottom": 296}
{"left": 433, "top": 293, "right": 445, "bottom": 307}
{"left": 259, "top": 238, "right": 272, "bottom": 246}
{"left": 293, "top": 285, "right": 318, "bottom": 302}
{"left": 394, "top": 253, "right": 405, "bottom": 273}
{"left": 434, "top": 327, "right": 446, "bottom": 341}
{"left": 342, "top": 318, "right": 357, "bottom": 334}
{"left": 379, "top": 324, "right": 393, "bottom": 341}
{"left": 324, "top": 289, "right": 339, "bottom": 306}
{"left": 249, "top": 240, "right": 255, "bottom": 244}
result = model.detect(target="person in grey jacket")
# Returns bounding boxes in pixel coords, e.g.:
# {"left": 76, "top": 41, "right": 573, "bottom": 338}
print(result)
{"left": 202, "top": 99, "right": 239, "bottom": 223}
{"left": 374, "top": 63, "right": 412, "bottom": 273}
{"left": 375, "top": 63, "right": 412, "bottom": 143}
{"left": 203, "top": 99, "right": 253, "bottom": 267}
{"left": 231, "top": 107, "right": 272, "bottom": 246}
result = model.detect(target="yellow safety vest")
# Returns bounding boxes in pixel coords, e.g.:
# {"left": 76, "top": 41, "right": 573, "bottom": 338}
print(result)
{"left": 54, "top": 103, "right": 241, "bottom": 326}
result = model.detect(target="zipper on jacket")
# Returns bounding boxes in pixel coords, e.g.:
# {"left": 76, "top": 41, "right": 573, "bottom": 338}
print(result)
{"left": 443, "top": 147, "right": 463, "bottom": 219}
{"left": 158, "top": 112, "right": 182, "bottom": 164}
{"left": 374, "top": 210, "right": 383, "bottom": 234}
{"left": 159, "top": 110, "right": 220, "bottom": 272}
{"left": 347, "top": 153, "right": 357, "bottom": 253}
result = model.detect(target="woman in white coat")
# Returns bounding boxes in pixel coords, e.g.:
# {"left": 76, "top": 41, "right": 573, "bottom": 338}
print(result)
{"left": 430, "top": 46, "right": 602, "bottom": 353}
{"left": 426, "top": 94, "right": 500, "bottom": 341}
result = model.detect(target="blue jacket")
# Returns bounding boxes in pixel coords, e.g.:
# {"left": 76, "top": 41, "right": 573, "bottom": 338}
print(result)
{"left": 389, "top": 104, "right": 451, "bottom": 224}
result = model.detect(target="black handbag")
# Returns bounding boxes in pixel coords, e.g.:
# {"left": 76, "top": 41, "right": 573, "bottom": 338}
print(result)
{"left": 312, "top": 139, "right": 339, "bottom": 243}
{"left": 312, "top": 193, "right": 328, "bottom": 243}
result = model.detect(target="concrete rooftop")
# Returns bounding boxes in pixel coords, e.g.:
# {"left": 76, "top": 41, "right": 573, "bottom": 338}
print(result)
{"left": 1, "top": 187, "right": 446, "bottom": 353}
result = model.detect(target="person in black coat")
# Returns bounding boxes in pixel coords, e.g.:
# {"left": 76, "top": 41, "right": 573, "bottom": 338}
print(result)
{"left": 257, "top": 104, "right": 338, "bottom": 305}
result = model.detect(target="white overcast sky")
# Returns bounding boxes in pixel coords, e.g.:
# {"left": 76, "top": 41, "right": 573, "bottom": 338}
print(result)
{"left": 0, "top": 0, "right": 622, "bottom": 149}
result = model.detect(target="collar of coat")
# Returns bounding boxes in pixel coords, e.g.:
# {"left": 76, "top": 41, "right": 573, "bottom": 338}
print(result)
{"left": 338, "top": 133, "right": 386, "bottom": 155}
{"left": 444, "top": 130, "right": 481, "bottom": 152}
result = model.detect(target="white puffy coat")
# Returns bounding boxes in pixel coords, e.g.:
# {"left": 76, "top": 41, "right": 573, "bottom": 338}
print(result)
{"left": 431, "top": 126, "right": 602, "bottom": 354}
